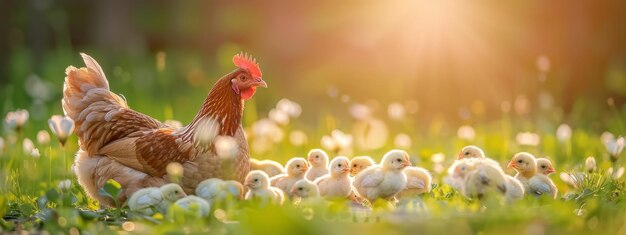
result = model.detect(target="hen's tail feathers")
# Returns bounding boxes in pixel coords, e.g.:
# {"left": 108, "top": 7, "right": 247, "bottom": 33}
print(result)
{"left": 62, "top": 53, "right": 128, "bottom": 152}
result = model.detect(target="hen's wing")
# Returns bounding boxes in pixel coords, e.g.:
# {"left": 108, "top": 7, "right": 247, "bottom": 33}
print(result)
{"left": 64, "top": 54, "right": 194, "bottom": 176}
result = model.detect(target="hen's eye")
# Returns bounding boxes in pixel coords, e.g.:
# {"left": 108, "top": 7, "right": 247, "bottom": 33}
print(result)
{"left": 240, "top": 75, "right": 248, "bottom": 81}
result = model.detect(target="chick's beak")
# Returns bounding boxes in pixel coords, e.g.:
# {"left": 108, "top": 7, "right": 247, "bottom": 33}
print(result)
{"left": 507, "top": 161, "right": 516, "bottom": 169}
{"left": 342, "top": 168, "right": 350, "bottom": 173}
{"left": 547, "top": 168, "right": 555, "bottom": 174}
{"left": 457, "top": 152, "right": 463, "bottom": 160}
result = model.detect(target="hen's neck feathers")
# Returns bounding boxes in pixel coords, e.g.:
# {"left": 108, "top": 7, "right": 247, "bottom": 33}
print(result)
{"left": 181, "top": 74, "right": 243, "bottom": 141}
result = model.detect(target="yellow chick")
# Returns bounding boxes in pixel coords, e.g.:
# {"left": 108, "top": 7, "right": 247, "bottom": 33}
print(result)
{"left": 128, "top": 183, "right": 186, "bottom": 215}
{"left": 173, "top": 195, "right": 211, "bottom": 217}
{"left": 305, "top": 149, "right": 330, "bottom": 181}
{"left": 353, "top": 149, "right": 412, "bottom": 203}
{"left": 270, "top": 157, "right": 309, "bottom": 199}
{"left": 314, "top": 156, "right": 352, "bottom": 199}
{"left": 444, "top": 158, "right": 477, "bottom": 192}
{"left": 536, "top": 158, "right": 556, "bottom": 175}
{"left": 244, "top": 170, "right": 285, "bottom": 205}
{"left": 508, "top": 152, "right": 557, "bottom": 198}
{"left": 463, "top": 163, "right": 507, "bottom": 199}
{"left": 397, "top": 166, "right": 432, "bottom": 198}
{"left": 457, "top": 145, "right": 486, "bottom": 160}
{"left": 250, "top": 158, "right": 284, "bottom": 177}
{"left": 349, "top": 156, "right": 376, "bottom": 177}
{"left": 195, "top": 178, "right": 244, "bottom": 204}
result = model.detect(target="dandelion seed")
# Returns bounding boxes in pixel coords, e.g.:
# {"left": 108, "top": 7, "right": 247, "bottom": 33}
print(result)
{"left": 276, "top": 98, "right": 302, "bottom": 118}
{"left": 37, "top": 130, "right": 50, "bottom": 145}
{"left": 289, "top": 130, "right": 308, "bottom": 146}
{"left": 4, "top": 109, "right": 29, "bottom": 131}
{"left": 23, "top": 138, "right": 34, "bottom": 154}
{"left": 387, "top": 102, "right": 406, "bottom": 120}
{"left": 164, "top": 120, "right": 183, "bottom": 129}
{"left": 321, "top": 135, "right": 337, "bottom": 151}
{"left": 57, "top": 179, "right": 71, "bottom": 190}
{"left": 516, "top": 132, "right": 540, "bottom": 146}
{"left": 30, "top": 148, "right": 40, "bottom": 158}
{"left": 433, "top": 164, "right": 445, "bottom": 174}
{"left": 556, "top": 124, "right": 572, "bottom": 143}
{"left": 252, "top": 119, "right": 283, "bottom": 143}
{"left": 431, "top": 153, "right": 445, "bottom": 164}
{"left": 585, "top": 157, "right": 596, "bottom": 173}
{"left": 394, "top": 134, "right": 412, "bottom": 149}
{"left": 48, "top": 115, "right": 75, "bottom": 147}
{"left": 215, "top": 135, "right": 239, "bottom": 159}
{"left": 457, "top": 125, "right": 476, "bottom": 141}
{"left": 269, "top": 108, "right": 290, "bottom": 126}
{"left": 331, "top": 130, "right": 353, "bottom": 149}
{"left": 349, "top": 103, "right": 372, "bottom": 121}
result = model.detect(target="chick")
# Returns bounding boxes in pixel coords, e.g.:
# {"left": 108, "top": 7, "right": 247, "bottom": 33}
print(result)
{"left": 195, "top": 178, "right": 244, "bottom": 204}
{"left": 353, "top": 150, "right": 412, "bottom": 203}
{"left": 250, "top": 158, "right": 284, "bottom": 177}
{"left": 173, "top": 195, "right": 211, "bottom": 217}
{"left": 536, "top": 158, "right": 556, "bottom": 175}
{"left": 397, "top": 167, "right": 432, "bottom": 198}
{"left": 504, "top": 175, "right": 525, "bottom": 203}
{"left": 244, "top": 170, "right": 285, "bottom": 205}
{"left": 305, "top": 149, "right": 330, "bottom": 181}
{"left": 314, "top": 156, "right": 352, "bottom": 199}
{"left": 290, "top": 179, "right": 321, "bottom": 199}
{"left": 128, "top": 183, "right": 186, "bottom": 215}
{"left": 458, "top": 145, "right": 486, "bottom": 160}
{"left": 508, "top": 152, "right": 557, "bottom": 198}
{"left": 270, "top": 157, "right": 309, "bottom": 199}
{"left": 349, "top": 156, "right": 376, "bottom": 177}
{"left": 463, "top": 163, "right": 507, "bottom": 199}
{"left": 444, "top": 158, "right": 477, "bottom": 192}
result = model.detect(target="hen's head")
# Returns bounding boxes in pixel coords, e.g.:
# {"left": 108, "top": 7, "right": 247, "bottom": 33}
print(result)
{"left": 230, "top": 52, "right": 267, "bottom": 100}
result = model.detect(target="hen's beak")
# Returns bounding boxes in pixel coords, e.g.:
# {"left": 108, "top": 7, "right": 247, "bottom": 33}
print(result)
{"left": 254, "top": 79, "right": 268, "bottom": 88}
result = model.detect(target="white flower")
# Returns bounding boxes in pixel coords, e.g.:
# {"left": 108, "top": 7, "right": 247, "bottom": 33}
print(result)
{"left": 556, "top": 124, "right": 572, "bottom": 143}
{"left": 431, "top": 153, "right": 445, "bottom": 164}
{"left": 348, "top": 103, "right": 372, "bottom": 121}
{"left": 23, "top": 138, "right": 34, "bottom": 154}
{"left": 289, "top": 130, "right": 308, "bottom": 146}
{"left": 276, "top": 98, "right": 302, "bottom": 118}
{"left": 585, "top": 156, "right": 596, "bottom": 173}
{"left": 252, "top": 119, "right": 283, "bottom": 143}
{"left": 215, "top": 135, "right": 239, "bottom": 159}
{"left": 321, "top": 135, "right": 337, "bottom": 151}
{"left": 37, "top": 130, "right": 50, "bottom": 145}
{"left": 394, "top": 134, "right": 412, "bottom": 149}
{"left": 57, "top": 179, "right": 71, "bottom": 190}
{"left": 602, "top": 132, "right": 624, "bottom": 161}
{"left": 387, "top": 102, "right": 406, "bottom": 120}
{"left": 601, "top": 132, "right": 614, "bottom": 145}
{"left": 457, "top": 125, "right": 476, "bottom": 141}
{"left": 48, "top": 115, "right": 75, "bottom": 146}
{"left": 30, "top": 148, "right": 40, "bottom": 158}
{"left": 353, "top": 119, "right": 388, "bottom": 150}
{"left": 268, "top": 108, "right": 290, "bottom": 126}
{"left": 321, "top": 129, "right": 353, "bottom": 154}
{"left": 559, "top": 172, "right": 576, "bottom": 188}
{"left": 614, "top": 167, "right": 625, "bottom": 180}
{"left": 516, "top": 132, "right": 540, "bottom": 146}
{"left": 164, "top": 120, "right": 183, "bottom": 129}
{"left": 4, "top": 109, "right": 29, "bottom": 131}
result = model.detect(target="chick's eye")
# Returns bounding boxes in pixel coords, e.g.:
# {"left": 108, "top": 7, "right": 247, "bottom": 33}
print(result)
{"left": 316, "top": 155, "right": 319, "bottom": 158}
{"left": 397, "top": 159, "right": 402, "bottom": 162}
{"left": 465, "top": 152, "right": 469, "bottom": 155}
{"left": 517, "top": 160, "right": 523, "bottom": 163}
{"left": 296, "top": 164, "right": 300, "bottom": 168}
{"left": 353, "top": 164, "right": 357, "bottom": 167}
{"left": 298, "top": 187, "right": 303, "bottom": 191}
{"left": 254, "top": 179, "right": 258, "bottom": 182}
{"left": 541, "top": 166, "right": 546, "bottom": 168}
{"left": 338, "top": 164, "right": 342, "bottom": 167}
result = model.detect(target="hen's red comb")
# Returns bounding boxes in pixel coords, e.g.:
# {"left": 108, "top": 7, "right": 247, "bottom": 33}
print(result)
{"left": 233, "top": 52, "right": 262, "bottom": 79}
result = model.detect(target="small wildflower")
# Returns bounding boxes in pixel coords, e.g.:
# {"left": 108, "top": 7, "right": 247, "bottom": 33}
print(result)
{"left": 516, "top": 132, "right": 540, "bottom": 146}
{"left": 48, "top": 115, "right": 75, "bottom": 147}
{"left": 37, "top": 130, "right": 51, "bottom": 145}
{"left": 4, "top": 109, "right": 29, "bottom": 131}
{"left": 457, "top": 125, "right": 476, "bottom": 141}
{"left": 585, "top": 156, "right": 596, "bottom": 173}
{"left": 556, "top": 124, "right": 572, "bottom": 143}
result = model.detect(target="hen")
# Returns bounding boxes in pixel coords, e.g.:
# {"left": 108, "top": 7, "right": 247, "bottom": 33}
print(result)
{"left": 64, "top": 53, "right": 267, "bottom": 206}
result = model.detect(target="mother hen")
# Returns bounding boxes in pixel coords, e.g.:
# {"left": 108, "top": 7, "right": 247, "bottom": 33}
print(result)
{"left": 64, "top": 52, "right": 267, "bottom": 206}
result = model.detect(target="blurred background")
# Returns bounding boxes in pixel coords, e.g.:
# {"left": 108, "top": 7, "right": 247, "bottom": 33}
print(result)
{"left": 1, "top": 0, "right": 626, "bottom": 138}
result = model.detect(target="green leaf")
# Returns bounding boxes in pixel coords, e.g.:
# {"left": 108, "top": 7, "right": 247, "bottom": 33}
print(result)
{"left": 45, "top": 189, "right": 60, "bottom": 203}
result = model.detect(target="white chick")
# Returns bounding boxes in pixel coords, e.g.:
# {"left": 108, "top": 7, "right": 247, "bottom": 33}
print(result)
{"left": 270, "top": 157, "right": 309, "bottom": 199}
{"left": 353, "top": 150, "right": 412, "bottom": 203}
{"left": 305, "top": 149, "right": 330, "bottom": 181}
{"left": 173, "top": 195, "right": 211, "bottom": 217}
{"left": 128, "top": 183, "right": 186, "bottom": 215}
{"left": 290, "top": 179, "right": 320, "bottom": 199}
{"left": 314, "top": 156, "right": 352, "bottom": 199}
{"left": 463, "top": 163, "right": 507, "bottom": 199}
{"left": 536, "top": 158, "right": 556, "bottom": 176}
{"left": 444, "top": 158, "right": 477, "bottom": 192}
{"left": 398, "top": 166, "right": 432, "bottom": 198}
{"left": 509, "top": 152, "right": 557, "bottom": 198}
{"left": 244, "top": 170, "right": 285, "bottom": 205}
{"left": 531, "top": 158, "right": 557, "bottom": 198}
{"left": 349, "top": 156, "right": 376, "bottom": 177}
{"left": 250, "top": 158, "right": 284, "bottom": 177}
{"left": 504, "top": 175, "right": 525, "bottom": 203}
{"left": 195, "top": 178, "right": 244, "bottom": 204}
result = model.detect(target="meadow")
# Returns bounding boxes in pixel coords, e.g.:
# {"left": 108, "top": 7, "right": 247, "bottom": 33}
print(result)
{"left": 1, "top": 50, "right": 625, "bottom": 234}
